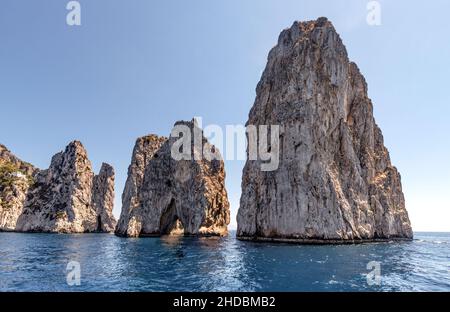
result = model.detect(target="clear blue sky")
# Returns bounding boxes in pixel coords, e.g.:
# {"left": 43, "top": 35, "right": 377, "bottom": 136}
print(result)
{"left": 1, "top": 0, "right": 449, "bottom": 231}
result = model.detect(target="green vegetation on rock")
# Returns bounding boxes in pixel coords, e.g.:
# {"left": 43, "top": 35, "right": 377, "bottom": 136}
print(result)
{"left": 0, "top": 160, "right": 34, "bottom": 189}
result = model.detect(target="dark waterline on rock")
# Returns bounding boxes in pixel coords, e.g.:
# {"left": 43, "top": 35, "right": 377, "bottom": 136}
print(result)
{"left": 0, "top": 231, "right": 448, "bottom": 291}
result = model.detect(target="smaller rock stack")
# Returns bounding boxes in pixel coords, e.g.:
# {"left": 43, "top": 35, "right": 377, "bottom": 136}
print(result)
{"left": 92, "top": 163, "right": 116, "bottom": 232}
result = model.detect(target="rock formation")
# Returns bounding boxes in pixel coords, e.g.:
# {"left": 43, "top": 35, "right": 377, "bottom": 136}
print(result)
{"left": 92, "top": 163, "right": 116, "bottom": 232}
{"left": 0, "top": 145, "right": 38, "bottom": 231}
{"left": 237, "top": 17, "right": 412, "bottom": 242}
{"left": 116, "top": 135, "right": 167, "bottom": 235}
{"left": 14, "top": 141, "right": 116, "bottom": 233}
{"left": 116, "top": 120, "right": 230, "bottom": 237}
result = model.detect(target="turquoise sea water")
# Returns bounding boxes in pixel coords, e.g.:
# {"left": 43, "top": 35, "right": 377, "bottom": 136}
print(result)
{"left": 0, "top": 231, "right": 448, "bottom": 292}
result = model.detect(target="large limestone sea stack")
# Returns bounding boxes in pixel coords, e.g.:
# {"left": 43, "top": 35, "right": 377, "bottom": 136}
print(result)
{"left": 237, "top": 18, "right": 412, "bottom": 242}
{"left": 116, "top": 120, "right": 230, "bottom": 237}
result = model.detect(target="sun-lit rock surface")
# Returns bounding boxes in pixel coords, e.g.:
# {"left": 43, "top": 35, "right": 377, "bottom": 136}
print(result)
{"left": 14, "top": 141, "right": 116, "bottom": 233}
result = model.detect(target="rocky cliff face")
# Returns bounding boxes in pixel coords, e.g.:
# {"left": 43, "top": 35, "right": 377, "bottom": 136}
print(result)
{"left": 116, "top": 120, "right": 230, "bottom": 237}
{"left": 237, "top": 18, "right": 412, "bottom": 242}
{"left": 92, "top": 163, "right": 117, "bottom": 232}
{"left": 15, "top": 141, "right": 116, "bottom": 233}
{"left": 116, "top": 135, "right": 167, "bottom": 235}
{"left": 0, "top": 145, "right": 38, "bottom": 231}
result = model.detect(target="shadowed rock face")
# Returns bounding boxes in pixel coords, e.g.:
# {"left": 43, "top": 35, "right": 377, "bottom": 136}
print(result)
{"left": 237, "top": 17, "right": 412, "bottom": 242}
{"left": 116, "top": 120, "right": 230, "bottom": 237}
{"left": 116, "top": 135, "right": 167, "bottom": 235}
{"left": 92, "top": 163, "right": 116, "bottom": 232}
{"left": 14, "top": 141, "right": 116, "bottom": 233}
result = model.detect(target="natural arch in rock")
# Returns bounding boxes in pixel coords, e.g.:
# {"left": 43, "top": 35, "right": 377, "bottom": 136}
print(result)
{"left": 159, "top": 199, "right": 184, "bottom": 235}
{"left": 96, "top": 215, "right": 102, "bottom": 232}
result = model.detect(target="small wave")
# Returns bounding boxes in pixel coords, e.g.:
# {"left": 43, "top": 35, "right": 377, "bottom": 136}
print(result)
{"left": 316, "top": 260, "right": 326, "bottom": 264}
{"left": 415, "top": 239, "right": 448, "bottom": 245}
{"left": 427, "top": 240, "right": 448, "bottom": 245}
{"left": 327, "top": 280, "right": 340, "bottom": 285}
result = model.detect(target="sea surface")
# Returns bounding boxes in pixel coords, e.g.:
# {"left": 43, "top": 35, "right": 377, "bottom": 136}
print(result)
{"left": 0, "top": 231, "right": 449, "bottom": 292}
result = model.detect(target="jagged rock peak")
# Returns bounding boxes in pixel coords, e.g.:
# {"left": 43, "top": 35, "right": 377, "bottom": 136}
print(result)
{"left": 116, "top": 120, "right": 230, "bottom": 238}
{"left": 237, "top": 18, "right": 412, "bottom": 243}
{"left": 16, "top": 140, "right": 115, "bottom": 233}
